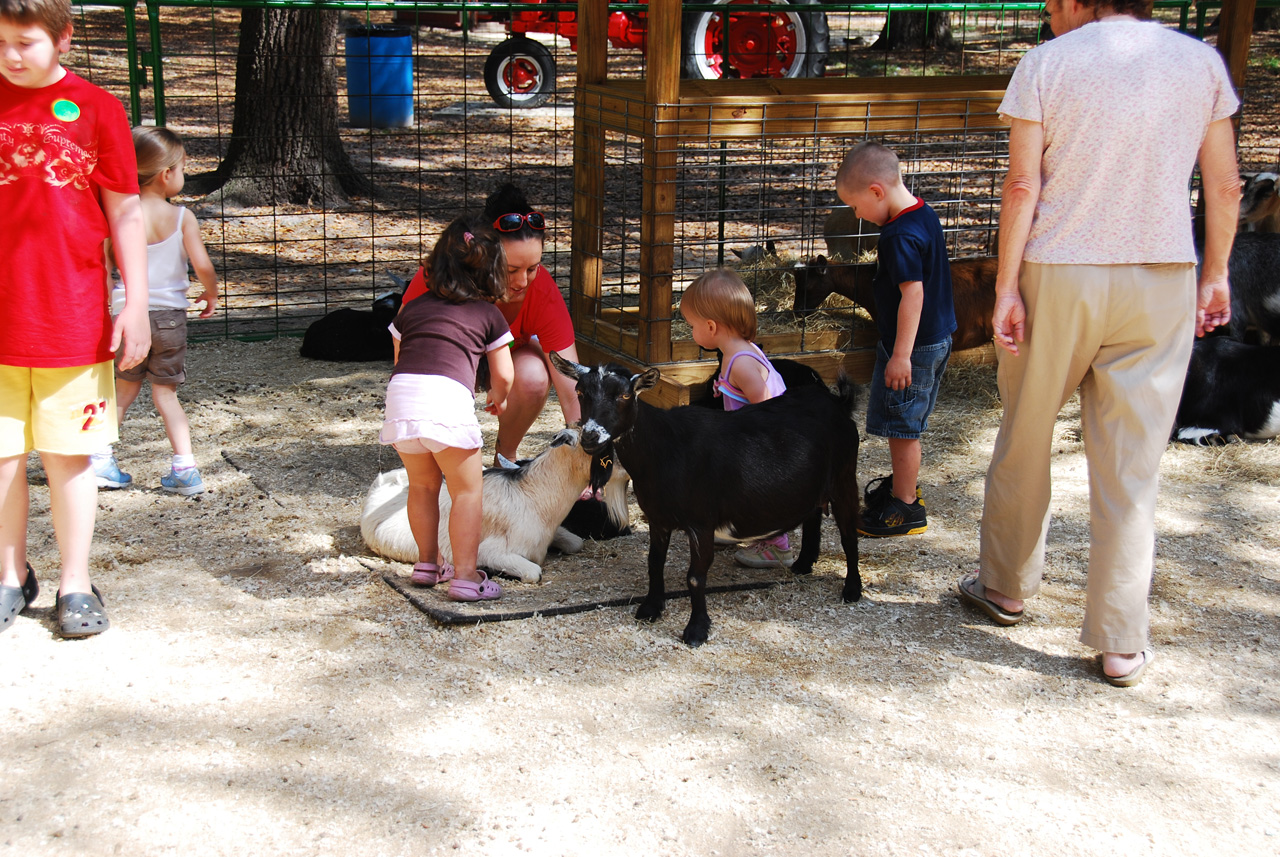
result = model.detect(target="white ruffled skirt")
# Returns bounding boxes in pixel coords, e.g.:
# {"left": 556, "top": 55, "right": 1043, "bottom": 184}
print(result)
{"left": 380, "top": 374, "right": 482, "bottom": 450}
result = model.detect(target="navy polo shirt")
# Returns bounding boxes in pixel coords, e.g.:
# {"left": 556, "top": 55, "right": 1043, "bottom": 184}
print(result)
{"left": 872, "top": 199, "right": 957, "bottom": 351}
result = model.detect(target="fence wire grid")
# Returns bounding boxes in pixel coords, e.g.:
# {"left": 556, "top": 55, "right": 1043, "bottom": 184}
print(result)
{"left": 61, "top": 2, "right": 1278, "bottom": 345}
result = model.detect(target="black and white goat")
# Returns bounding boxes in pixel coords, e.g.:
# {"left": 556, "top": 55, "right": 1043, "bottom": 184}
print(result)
{"left": 361, "top": 428, "right": 629, "bottom": 583}
{"left": 550, "top": 352, "right": 861, "bottom": 647}
{"left": 300, "top": 284, "right": 404, "bottom": 362}
{"left": 1220, "top": 233, "right": 1280, "bottom": 344}
{"left": 1173, "top": 337, "right": 1280, "bottom": 446}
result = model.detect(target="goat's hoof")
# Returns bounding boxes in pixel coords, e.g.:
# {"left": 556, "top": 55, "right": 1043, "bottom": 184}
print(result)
{"left": 841, "top": 583, "right": 863, "bottom": 603}
{"left": 635, "top": 601, "right": 664, "bottom": 623}
{"left": 682, "top": 618, "right": 711, "bottom": 647}
{"left": 790, "top": 563, "right": 814, "bottom": 576}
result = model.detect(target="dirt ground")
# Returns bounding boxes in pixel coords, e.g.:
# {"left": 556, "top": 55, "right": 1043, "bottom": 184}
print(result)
{"left": 3, "top": 338, "right": 1279, "bottom": 856}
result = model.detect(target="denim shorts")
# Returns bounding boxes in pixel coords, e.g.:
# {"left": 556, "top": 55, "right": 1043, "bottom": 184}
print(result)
{"left": 866, "top": 336, "right": 951, "bottom": 439}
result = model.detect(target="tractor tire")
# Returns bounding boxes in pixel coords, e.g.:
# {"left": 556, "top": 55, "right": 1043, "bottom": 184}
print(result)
{"left": 484, "top": 37, "right": 556, "bottom": 109}
{"left": 682, "top": 0, "right": 829, "bottom": 80}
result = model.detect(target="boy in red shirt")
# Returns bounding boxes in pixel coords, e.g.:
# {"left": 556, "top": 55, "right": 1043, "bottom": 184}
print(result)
{"left": 0, "top": 0, "right": 150, "bottom": 637}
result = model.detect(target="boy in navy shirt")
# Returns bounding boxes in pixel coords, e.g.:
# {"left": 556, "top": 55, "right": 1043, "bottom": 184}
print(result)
{"left": 836, "top": 142, "right": 956, "bottom": 536}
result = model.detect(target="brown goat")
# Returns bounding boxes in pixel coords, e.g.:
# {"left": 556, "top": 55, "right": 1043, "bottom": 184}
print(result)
{"left": 791, "top": 255, "right": 998, "bottom": 352}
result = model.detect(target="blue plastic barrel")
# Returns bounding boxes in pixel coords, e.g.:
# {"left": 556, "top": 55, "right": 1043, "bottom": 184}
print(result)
{"left": 345, "top": 25, "right": 414, "bottom": 128}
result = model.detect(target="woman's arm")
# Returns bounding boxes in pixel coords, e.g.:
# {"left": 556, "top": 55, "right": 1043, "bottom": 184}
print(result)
{"left": 547, "top": 342, "right": 582, "bottom": 425}
{"left": 1196, "top": 117, "right": 1241, "bottom": 336}
{"left": 992, "top": 118, "right": 1044, "bottom": 356}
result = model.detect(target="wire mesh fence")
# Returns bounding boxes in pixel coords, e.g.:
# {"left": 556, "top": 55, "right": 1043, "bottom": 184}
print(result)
{"left": 60, "top": 1, "right": 1276, "bottom": 347}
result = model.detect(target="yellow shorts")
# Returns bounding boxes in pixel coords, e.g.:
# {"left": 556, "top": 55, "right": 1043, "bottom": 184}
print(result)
{"left": 0, "top": 362, "right": 118, "bottom": 457}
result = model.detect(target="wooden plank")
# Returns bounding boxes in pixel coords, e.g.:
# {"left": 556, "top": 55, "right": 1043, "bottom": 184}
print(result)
{"left": 581, "top": 77, "right": 1009, "bottom": 140}
{"left": 574, "top": 340, "right": 704, "bottom": 407}
{"left": 638, "top": 0, "right": 681, "bottom": 366}
{"left": 575, "top": 0, "right": 608, "bottom": 86}
{"left": 569, "top": 0, "right": 609, "bottom": 328}
{"left": 1216, "top": 0, "right": 1258, "bottom": 91}
{"left": 574, "top": 342, "right": 1004, "bottom": 406}
{"left": 585, "top": 75, "right": 1010, "bottom": 105}
{"left": 673, "top": 75, "right": 1012, "bottom": 101}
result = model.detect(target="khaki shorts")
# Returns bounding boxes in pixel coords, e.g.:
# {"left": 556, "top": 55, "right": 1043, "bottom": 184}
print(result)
{"left": 115, "top": 309, "right": 187, "bottom": 385}
{"left": 0, "top": 361, "right": 118, "bottom": 456}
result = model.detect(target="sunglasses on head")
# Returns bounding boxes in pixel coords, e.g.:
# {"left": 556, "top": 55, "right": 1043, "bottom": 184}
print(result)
{"left": 493, "top": 211, "right": 546, "bottom": 232}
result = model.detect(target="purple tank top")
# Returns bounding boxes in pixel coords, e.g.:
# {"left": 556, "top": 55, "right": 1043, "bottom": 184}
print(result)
{"left": 715, "top": 344, "right": 787, "bottom": 411}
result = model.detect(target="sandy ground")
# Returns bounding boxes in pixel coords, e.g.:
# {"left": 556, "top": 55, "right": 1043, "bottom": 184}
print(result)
{"left": 3, "top": 337, "right": 1280, "bottom": 857}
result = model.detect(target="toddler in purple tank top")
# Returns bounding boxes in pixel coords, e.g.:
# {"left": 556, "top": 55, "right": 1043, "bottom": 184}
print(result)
{"left": 680, "top": 268, "right": 794, "bottom": 569}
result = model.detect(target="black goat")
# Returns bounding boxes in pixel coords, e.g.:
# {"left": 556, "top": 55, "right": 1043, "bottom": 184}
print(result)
{"left": 300, "top": 289, "right": 403, "bottom": 362}
{"left": 550, "top": 352, "right": 861, "bottom": 647}
{"left": 1220, "top": 233, "right": 1280, "bottom": 344}
{"left": 1173, "top": 337, "right": 1280, "bottom": 445}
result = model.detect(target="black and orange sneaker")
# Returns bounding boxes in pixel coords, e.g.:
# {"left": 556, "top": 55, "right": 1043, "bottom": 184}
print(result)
{"left": 864, "top": 475, "right": 923, "bottom": 512}
{"left": 858, "top": 495, "right": 928, "bottom": 537}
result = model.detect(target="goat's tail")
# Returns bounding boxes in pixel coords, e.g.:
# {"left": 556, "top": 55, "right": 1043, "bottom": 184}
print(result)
{"left": 834, "top": 372, "right": 862, "bottom": 420}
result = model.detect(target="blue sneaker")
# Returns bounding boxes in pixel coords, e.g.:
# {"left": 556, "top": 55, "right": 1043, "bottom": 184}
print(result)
{"left": 161, "top": 467, "right": 205, "bottom": 496}
{"left": 93, "top": 456, "right": 133, "bottom": 490}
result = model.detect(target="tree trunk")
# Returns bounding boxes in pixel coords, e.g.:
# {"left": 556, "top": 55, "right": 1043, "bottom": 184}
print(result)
{"left": 186, "top": 8, "right": 373, "bottom": 206}
{"left": 873, "top": 3, "right": 955, "bottom": 50}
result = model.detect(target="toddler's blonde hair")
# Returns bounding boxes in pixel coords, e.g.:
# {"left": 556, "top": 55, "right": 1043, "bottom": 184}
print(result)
{"left": 682, "top": 268, "right": 757, "bottom": 341}
{"left": 133, "top": 126, "right": 185, "bottom": 188}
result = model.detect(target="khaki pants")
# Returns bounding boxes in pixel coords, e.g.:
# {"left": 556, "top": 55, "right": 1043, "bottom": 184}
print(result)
{"left": 978, "top": 262, "right": 1196, "bottom": 653}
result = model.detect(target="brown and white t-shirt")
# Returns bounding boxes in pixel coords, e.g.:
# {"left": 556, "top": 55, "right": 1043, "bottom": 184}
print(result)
{"left": 390, "top": 291, "right": 513, "bottom": 389}
{"left": 999, "top": 18, "right": 1239, "bottom": 265}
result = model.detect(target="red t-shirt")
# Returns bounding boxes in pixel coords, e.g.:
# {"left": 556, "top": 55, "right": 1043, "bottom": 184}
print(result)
{"left": 0, "top": 71, "right": 139, "bottom": 368}
{"left": 402, "top": 264, "right": 575, "bottom": 353}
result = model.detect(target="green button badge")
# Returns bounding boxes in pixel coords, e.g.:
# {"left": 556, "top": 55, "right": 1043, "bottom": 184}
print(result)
{"left": 51, "top": 99, "right": 80, "bottom": 122}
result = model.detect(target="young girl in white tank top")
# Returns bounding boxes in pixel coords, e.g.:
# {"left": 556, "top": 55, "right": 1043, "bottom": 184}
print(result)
{"left": 92, "top": 127, "right": 218, "bottom": 496}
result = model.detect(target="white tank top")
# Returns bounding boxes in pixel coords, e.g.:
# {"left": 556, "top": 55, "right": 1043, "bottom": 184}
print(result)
{"left": 111, "top": 207, "right": 191, "bottom": 314}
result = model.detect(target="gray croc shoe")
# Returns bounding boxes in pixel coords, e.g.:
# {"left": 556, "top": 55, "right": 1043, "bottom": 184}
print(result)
{"left": 56, "top": 584, "right": 110, "bottom": 638}
{"left": 1, "top": 563, "right": 39, "bottom": 635}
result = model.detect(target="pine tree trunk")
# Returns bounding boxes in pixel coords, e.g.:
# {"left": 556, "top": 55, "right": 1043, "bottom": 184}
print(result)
{"left": 186, "top": 8, "right": 373, "bottom": 206}
{"left": 873, "top": 3, "right": 955, "bottom": 50}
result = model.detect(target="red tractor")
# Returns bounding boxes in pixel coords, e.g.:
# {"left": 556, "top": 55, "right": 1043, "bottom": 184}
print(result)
{"left": 483, "top": 0, "right": 830, "bottom": 108}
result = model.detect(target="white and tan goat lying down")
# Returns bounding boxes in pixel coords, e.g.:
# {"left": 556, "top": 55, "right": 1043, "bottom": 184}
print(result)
{"left": 360, "top": 428, "right": 628, "bottom": 584}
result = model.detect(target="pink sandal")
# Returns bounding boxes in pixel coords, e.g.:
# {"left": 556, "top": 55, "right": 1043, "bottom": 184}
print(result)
{"left": 446, "top": 570, "right": 503, "bottom": 602}
{"left": 411, "top": 562, "right": 455, "bottom": 587}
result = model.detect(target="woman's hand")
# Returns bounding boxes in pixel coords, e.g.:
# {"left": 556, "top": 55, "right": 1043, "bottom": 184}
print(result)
{"left": 992, "top": 289, "right": 1027, "bottom": 356}
{"left": 1196, "top": 274, "right": 1231, "bottom": 336}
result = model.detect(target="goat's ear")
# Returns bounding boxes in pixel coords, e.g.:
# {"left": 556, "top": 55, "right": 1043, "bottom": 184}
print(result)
{"left": 549, "top": 351, "right": 589, "bottom": 380}
{"left": 631, "top": 367, "right": 661, "bottom": 394}
{"left": 814, "top": 254, "right": 828, "bottom": 269}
